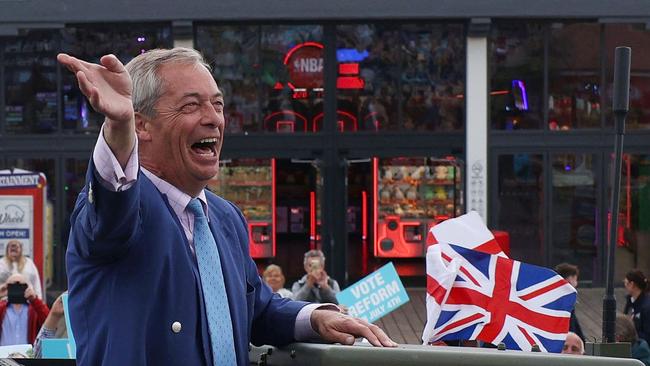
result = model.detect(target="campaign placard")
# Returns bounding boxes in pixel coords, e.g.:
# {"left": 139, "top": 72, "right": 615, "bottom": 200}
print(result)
{"left": 336, "top": 262, "right": 409, "bottom": 323}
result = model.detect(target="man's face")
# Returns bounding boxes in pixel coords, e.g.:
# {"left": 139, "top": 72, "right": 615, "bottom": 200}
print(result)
{"left": 142, "top": 62, "right": 224, "bottom": 195}
{"left": 561, "top": 333, "right": 584, "bottom": 355}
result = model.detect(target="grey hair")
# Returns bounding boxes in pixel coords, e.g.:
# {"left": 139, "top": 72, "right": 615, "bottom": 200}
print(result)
{"left": 125, "top": 47, "right": 211, "bottom": 118}
{"left": 303, "top": 249, "right": 325, "bottom": 265}
{"left": 615, "top": 313, "right": 638, "bottom": 342}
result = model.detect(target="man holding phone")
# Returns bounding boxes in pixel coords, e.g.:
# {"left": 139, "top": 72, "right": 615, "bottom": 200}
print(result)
{"left": 292, "top": 250, "right": 340, "bottom": 304}
{"left": 0, "top": 273, "right": 49, "bottom": 346}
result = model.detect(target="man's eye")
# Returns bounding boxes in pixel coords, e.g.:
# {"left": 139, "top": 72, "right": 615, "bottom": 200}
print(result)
{"left": 182, "top": 102, "right": 200, "bottom": 112}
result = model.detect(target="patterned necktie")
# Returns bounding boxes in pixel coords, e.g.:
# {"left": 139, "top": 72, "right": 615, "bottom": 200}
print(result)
{"left": 186, "top": 198, "right": 237, "bottom": 366}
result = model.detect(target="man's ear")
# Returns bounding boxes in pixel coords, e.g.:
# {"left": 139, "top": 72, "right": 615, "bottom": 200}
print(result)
{"left": 135, "top": 112, "right": 152, "bottom": 141}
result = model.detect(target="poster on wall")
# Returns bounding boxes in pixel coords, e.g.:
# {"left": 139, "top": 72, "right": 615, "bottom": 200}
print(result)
{"left": 0, "top": 171, "right": 47, "bottom": 298}
{"left": 0, "top": 195, "right": 34, "bottom": 256}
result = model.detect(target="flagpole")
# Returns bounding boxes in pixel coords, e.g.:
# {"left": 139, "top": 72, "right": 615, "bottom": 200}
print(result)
{"left": 603, "top": 46, "right": 631, "bottom": 343}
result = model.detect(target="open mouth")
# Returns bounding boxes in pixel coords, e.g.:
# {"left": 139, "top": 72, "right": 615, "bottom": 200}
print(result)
{"left": 191, "top": 137, "right": 218, "bottom": 156}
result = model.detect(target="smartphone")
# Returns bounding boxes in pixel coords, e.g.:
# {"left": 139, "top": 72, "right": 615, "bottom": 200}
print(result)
{"left": 7, "top": 283, "right": 27, "bottom": 304}
{"left": 309, "top": 259, "right": 322, "bottom": 272}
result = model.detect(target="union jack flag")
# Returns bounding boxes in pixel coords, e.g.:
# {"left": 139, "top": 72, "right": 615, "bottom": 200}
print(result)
{"left": 422, "top": 213, "right": 576, "bottom": 353}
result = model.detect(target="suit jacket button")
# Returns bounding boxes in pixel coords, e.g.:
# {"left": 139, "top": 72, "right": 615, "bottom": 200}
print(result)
{"left": 172, "top": 321, "right": 182, "bottom": 333}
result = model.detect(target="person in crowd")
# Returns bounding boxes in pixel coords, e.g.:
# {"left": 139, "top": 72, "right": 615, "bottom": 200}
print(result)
{"left": 262, "top": 264, "right": 293, "bottom": 299}
{"left": 291, "top": 249, "right": 340, "bottom": 304}
{"left": 58, "top": 48, "right": 395, "bottom": 366}
{"left": 561, "top": 331, "right": 584, "bottom": 355}
{"left": 554, "top": 262, "right": 584, "bottom": 341}
{"left": 624, "top": 269, "right": 650, "bottom": 344}
{"left": 33, "top": 293, "right": 67, "bottom": 358}
{"left": 616, "top": 313, "right": 650, "bottom": 366}
{"left": 0, "top": 273, "right": 49, "bottom": 346}
{"left": 0, "top": 240, "right": 43, "bottom": 299}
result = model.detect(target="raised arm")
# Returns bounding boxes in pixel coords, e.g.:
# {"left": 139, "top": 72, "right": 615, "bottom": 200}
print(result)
{"left": 57, "top": 53, "right": 135, "bottom": 169}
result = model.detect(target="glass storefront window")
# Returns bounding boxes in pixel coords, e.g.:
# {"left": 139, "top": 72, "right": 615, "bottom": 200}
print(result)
{"left": 336, "top": 25, "right": 400, "bottom": 131}
{"left": 490, "top": 23, "right": 544, "bottom": 130}
{"left": 605, "top": 24, "right": 650, "bottom": 130}
{"left": 613, "top": 154, "right": 650, "bottom": 281}
{"left": 3, "top": 31, "right": 60, "bottom": 134}
{"left": 550, "top": 153, "right": 598, "bottom": 281}
{"left": 261, "top": 25, "right": 323, "bottom": 133}
{"left": 60, "top": 24, "right": 172, "bottom": 134}
{"left": 548, "top": 23, "right": 601, "bottom": 130}
{"left": 400, "top": 24, "right": 465, "bottom": 132}
{"left": 196, "top": 25, "right": 260, "bottom": 134}
{"left": 496, "top": 154, "right": 544, "bottom": 265}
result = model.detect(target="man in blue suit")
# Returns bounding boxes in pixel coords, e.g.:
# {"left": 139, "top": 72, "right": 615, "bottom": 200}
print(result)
{"left": 59, "top": 48, "right": 395, "bottom": 366}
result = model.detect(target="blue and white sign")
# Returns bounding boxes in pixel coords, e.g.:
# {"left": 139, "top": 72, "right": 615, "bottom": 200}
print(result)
{"left": 0, "top": 195, "right": 33, "bottom": 256}
{"left": 336, "top": 262, "right": 409, "bottom": 323}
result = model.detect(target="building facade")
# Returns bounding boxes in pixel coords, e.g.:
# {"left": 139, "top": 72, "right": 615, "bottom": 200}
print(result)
{"left": 1, "top": 1, "right": 649, "bottom": 291}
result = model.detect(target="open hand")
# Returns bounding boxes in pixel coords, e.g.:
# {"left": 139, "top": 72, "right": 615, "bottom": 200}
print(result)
{"left": 58, "top": 53, "right": 136, "bottom": 166}
{"left": 57, "top": 53, "right": 133, "bottom": 124}
{"left": 310, "top": 309, "right": 397, "bottom": 347}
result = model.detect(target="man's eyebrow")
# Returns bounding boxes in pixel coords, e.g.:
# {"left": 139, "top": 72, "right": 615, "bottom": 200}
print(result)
{"left": 180, "top": 92, "right": 224, "bottom": 100}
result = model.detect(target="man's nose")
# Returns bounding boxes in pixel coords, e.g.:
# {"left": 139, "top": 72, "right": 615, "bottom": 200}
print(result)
{"left": 201, "top": 102, "right": 223, "bottom": 127}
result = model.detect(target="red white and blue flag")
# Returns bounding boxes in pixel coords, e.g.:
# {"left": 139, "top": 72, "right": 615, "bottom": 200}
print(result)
{"left": 422, "top": 212, "right": 576, "bottom": 353}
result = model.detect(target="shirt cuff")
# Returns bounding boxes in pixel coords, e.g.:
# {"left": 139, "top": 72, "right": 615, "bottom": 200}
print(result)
{"left": 294, "top": 303, "right": 341, "bottom": 341}
{"left": 92, "top": 123, "right": 139, "bottom": 192}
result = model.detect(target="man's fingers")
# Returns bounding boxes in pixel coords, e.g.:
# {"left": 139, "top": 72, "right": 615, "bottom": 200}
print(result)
{"left": 57, "top": 53, "right": 90, "bottom": 74}
{"left": 350, "top": 320, "right": 382, "bottom": 346}
{"left": 369, "top": 324, "right": 398, "bottom": 347}
{"left": 323, "top": 328, "right": 355, "bottom": 345}
{"left": 76, "top": 71, "right": 96, "bottom": 99}
{"left": 100, "top": 54, "right": 125, "bottom": 73}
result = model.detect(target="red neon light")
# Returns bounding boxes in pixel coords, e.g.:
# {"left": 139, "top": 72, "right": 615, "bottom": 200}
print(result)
{"left": 273, "top": 82, "right": 284, "bottom": 90}
{"left": 364, "top": 112, "right": 381, "bottom": 131}
{"left": 283, "top": 41, "right": 324, "bottom": 65}
{"left": 373, "top": 158, "right": 378, "bottom": 257}
{"left": 276, "top": 121, "right": 295, "bottom": 133}
{"left": 362, "top": 190, "right": 368, "bottom": 240}
{"left": 310, "top": 191, "right": 316, "bottom": 250}
{"left": 263, "top": 110, "right": 308, "bottom": 132}
{"left": 336, "top": 76, "right": 365, "bottom": 89}
{"left": 362, "top": 190, "right": 368, "bottom": 274}
{"left": 292, "top": 90, "right": 309, "bottom": 99}
{"left": 312, "top": 111, "right": 359, "bottom": 132}
{"left": 339, "top": 63, "right": 359, "bottom": 75}
{"left": 272, "top": 158, "right": 276, "bottom": 257}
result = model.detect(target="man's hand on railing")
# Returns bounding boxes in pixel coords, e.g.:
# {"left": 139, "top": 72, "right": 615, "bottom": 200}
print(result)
{"left": 310, "top": 309, "right": 398, "bottom": 347}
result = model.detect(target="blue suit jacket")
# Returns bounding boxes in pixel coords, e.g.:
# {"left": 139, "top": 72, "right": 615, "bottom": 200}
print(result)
{"left": 67, "top": 162, "right": 307, "bottom": 365}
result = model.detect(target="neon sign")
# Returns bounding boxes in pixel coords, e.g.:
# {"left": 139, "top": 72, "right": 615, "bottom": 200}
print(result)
{"left": 275, "top": 42, "right": 365, "bottom": 98}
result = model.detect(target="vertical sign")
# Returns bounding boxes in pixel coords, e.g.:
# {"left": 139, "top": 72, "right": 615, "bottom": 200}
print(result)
{"left": 466, "top": 36, "right": 488, "bottom": 221}
{"left": 0, "top": 172, "right": 47, "bottom": 297}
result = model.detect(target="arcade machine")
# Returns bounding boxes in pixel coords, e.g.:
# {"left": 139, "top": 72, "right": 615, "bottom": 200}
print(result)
{"left": 208, "top": 158, "right": 275, "bottom": 258}
{"left": 373, "top": 157, "right": 463, "bottom": 264}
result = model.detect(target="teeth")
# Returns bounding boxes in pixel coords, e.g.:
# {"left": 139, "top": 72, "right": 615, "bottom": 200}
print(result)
{"left": 198, "top": 138, "right": 217, "bottom": 144}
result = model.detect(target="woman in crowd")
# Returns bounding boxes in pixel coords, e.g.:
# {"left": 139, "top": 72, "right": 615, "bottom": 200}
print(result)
{"left": 0, "top": 240, "right": 42, "bottom": 299}
{"left": 262, "top": 264, "right": 293, "bottom": 299}
{"left": 624, "top": 269, "right": 650, "bottom": 345}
